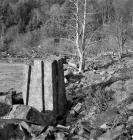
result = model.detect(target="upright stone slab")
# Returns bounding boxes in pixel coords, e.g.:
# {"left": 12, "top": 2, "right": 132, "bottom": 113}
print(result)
{"left": 57, "top": 58, "right": 67, "bottom": 115}
{"left": 28, "top": 60, "right": 43, "bottom": 112}
{"left": 52, "top": 60, "right": 58, "bottom": 114}
{"left": 0, "top": 59, "right": 66, "bottom": 115}
{"left": 22, "top": 65, "right": 30, "bottom": 105}
{"left": 0, "top": 63, "right": 28, "bottom": 94}
{"left": 24, "top": 58, "right": 67, "bottom": 115}
{"left": 44, "top": 60, "right": 53, "bottom": 111}
{"left": 43, "top": 59, "right": 67, "bottom": 115}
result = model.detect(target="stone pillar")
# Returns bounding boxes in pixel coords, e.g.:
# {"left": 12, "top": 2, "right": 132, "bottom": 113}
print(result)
{"left": 22, "top": 64, "right": 30, "bottom": 105}
{"left": 43, "top": 60, "right": 53, "bottom": 111}
{"left": 23, "top": 59, "right": 67, "bottom": 115}
{"left": 52, "top": 60, "right": 58, "bottom": 114}
{"left": 28, "top": 60, "right": 43, "bottom": 112}
{"left": 57, "top": 58, "right": 67, "bottom": 115}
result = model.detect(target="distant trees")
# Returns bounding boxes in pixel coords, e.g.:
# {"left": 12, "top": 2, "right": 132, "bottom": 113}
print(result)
{"left": 102, "top": 0, "right": 133, "bottom": 58}
{"left": 0, "top": 0, "right": 133, "bottom": 69}
{"left": 41, "top": 0, "right": 133, "bottom": 72}
{"left": 0, "top": 0, "right": 43, "bottom": 33}
{"left": 0, "top": 0, "right": 44, "bottom": 53}
{"left": 52, "top": 0, "right": 102, "bottom": 72}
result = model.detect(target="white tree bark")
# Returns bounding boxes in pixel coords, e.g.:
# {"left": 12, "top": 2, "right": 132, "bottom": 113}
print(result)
{"left": 75, "top": 0, "right": 82, "bottom": 61}
{"left": 59, "top": 0, "right": 100, "bottom": 73}
{"left": 79, "top": 0, "right": 87, "bottom": 72}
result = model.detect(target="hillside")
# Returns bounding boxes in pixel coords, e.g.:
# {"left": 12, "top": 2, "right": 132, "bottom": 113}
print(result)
{"left": 0, "top": 0, "right": 133, "bottom": 139}
{"left": 0, "top": 53, "right": 132, "bottom": 139}
{"left": 63, "top": 53, "right": 133, "bottom": 140}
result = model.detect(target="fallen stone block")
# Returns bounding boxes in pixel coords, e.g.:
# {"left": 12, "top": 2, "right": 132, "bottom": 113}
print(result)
{"left": 72, "top": 103, "right": 82, "bottom": 114}
{"left": 0, "top": 105, "right": 45, "bottom": 125}
{"left": 34, "top": 126, "right": 55, "bottom": 140}
{"left": 20, "top": 121, "right": 45, "bottom": 137}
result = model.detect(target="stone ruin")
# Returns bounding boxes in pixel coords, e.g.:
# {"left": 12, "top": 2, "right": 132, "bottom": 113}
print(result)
{"left": 0, "top": 58, "right": 67, "bottom": 116}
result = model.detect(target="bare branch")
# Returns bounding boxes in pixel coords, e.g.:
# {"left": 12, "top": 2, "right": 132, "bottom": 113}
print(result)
{"left": 81, "top": 0, "right": 86, "bottom": 50}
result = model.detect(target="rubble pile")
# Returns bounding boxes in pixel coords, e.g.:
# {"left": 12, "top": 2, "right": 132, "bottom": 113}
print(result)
{"left": 0, "top": 54, "right": 133, "bottom": 139}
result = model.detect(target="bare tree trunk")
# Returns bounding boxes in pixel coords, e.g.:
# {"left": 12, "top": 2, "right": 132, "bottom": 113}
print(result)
{"left": 117, "top": 37, "right": 122, "bottom": 59}
{"left": 79, "top": 51, "right": 85, "bottom": 72}
{"left": 118, "top": 36, "right": 126, "bottom": 59}
{"left": 116, "top": 18, "right": 123, "bottom": 59}
{"left": 78, "top": 0, "right": 86, "bottom": 73}
{"left": 75, "top": 0, "right": 83, "bottom": 72}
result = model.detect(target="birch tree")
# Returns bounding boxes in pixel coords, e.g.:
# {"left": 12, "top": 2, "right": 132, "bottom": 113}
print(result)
{"left": 60, "top": 0, "right": 102, "bottom": 72}
{"left": 43, "top": 0, "right": 102, "bottom": 72}
{"left": 75, "top": 0, "right": 86, "bottom": 72}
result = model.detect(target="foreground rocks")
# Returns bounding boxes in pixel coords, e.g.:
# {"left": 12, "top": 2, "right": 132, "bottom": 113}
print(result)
{"left": 0, "top": 105, "right": 44, "bottom": 124}
{"left": 1, "top": 55, "right": 133, "bottom": 139}
{"left": 0, "top": 104, "right": 57, "bottom": 126}
{"left": 64, "top": 55, "right": 133, "bottom": 140}
{"left": 0, "top": 103, "right": 57, "bottom": 140}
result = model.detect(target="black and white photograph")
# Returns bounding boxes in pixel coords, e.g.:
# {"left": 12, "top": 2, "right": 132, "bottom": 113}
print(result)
{"left": 0, "top": 0, "right": 133, "bottom": 139}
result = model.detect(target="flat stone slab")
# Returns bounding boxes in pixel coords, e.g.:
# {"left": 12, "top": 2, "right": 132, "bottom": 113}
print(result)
{"left": 0, "top": 104, "right": 44, "bottom": 125}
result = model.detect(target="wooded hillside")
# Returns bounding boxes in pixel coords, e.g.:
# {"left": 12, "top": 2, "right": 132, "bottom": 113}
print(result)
{"left": 0, "top": 0, "right": 133, "bottom": 71}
